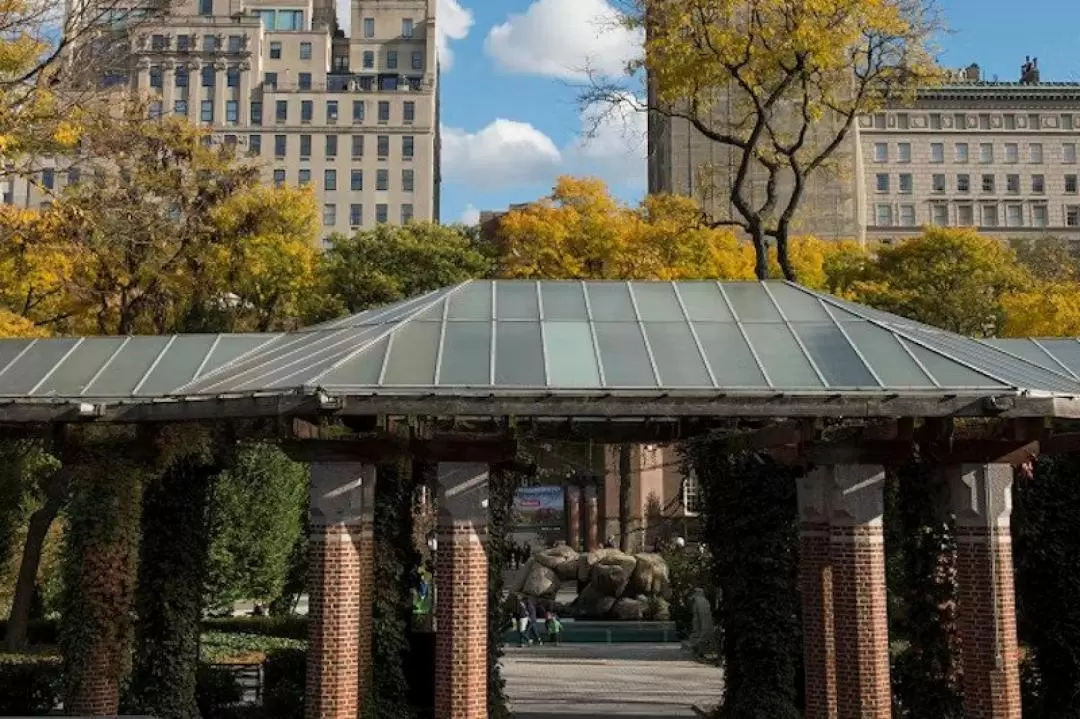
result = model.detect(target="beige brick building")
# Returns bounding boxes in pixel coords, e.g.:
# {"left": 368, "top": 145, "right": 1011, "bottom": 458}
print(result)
{"left": 649, "top": 61, "right": 1080, "bottom": 244}
{"left": 3, "top": 0, "right": 440, "bottom": 240}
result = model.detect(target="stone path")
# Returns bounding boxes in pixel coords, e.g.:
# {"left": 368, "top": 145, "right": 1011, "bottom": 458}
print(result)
{"left": 503, "top": 643, "right": 724, "bottom": 718}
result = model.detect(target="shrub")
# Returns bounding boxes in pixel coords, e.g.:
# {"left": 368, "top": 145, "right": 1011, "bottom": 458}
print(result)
{"left": 202, "top": 616, "right": 309, "bottom": 641}
{"left": 195, "top": 663, "right": 243, "bottom": 718}
{"left": 0, "top": 618, "right": 59, "bottom": 646}
{"left": 262, "top": 648, "right": 305, "bottom": 719}
{"left": 643, "top": 596, "right": 671, "bottom": 621}
{"left": 199, "top": 630, "right": 304, "bottom": 664}
{"left": 0, "top": 653, "right": 63, "bottom": 715}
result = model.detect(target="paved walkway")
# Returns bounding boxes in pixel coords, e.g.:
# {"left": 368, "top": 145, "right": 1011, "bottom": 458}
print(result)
{"left": 503, "top": 643, "right": 724, "bottom": 718}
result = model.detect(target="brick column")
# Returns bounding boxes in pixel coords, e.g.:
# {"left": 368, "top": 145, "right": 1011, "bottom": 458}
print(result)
{"left": 566, "top": 485, "right": 582, "bottom": 550}
{"left": 828, "top": 464, "right": 891, "bottom": 719}
{"left": 434, "top": 463, "right": 489, "bottom": 719}
{"left": 305, "top": 462, "right": 375, "bottom": 719}
{"left": 584, "top": 484, "right": 600, "bottom": 551}
{"left": 797, "top": 468, "right": 837, "bottom": 719}
{"left": 949, "top": 464, "right": 1021, "bottom": 719}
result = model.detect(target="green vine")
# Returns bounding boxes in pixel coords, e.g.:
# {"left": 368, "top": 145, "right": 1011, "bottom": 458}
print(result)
{"left": 682, "top": 436, "right": 802, "bottom": 719}
{"left": 486, "top": 463, "right": 519, "bottom": 719}
{"left": 60, "top": 427, "right": 149, "bottom": 714}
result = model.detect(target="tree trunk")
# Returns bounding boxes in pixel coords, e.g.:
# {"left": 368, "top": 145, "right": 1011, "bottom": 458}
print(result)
{"left": 3, "top": 468, "right": 70, "bottom": 652}
{"left": 618, "top": 444, "right": 632, "bottom": 553}
{"left": 775, "top": 231, "right": 797, "bottom": 281}
{"left": 750, "top": 228, "right": 769, "bottom": 280}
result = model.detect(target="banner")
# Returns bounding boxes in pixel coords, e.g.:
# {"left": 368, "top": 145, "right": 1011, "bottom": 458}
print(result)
{"left": 512, "top": 485, "right": 565, "bottom": 531}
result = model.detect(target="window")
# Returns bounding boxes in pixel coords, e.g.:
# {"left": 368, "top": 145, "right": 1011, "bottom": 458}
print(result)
{"left": 149, "top": 101, "right": 164, "bottom": 119}
{"left": 350, "top": 169, "right": 363, "bottom": 190}
{"left": 250, "top": 101, "right": 262, "bottom": 125}
{"left": 258, "top": 10, "right": 274, "bottom": 30}
{"left": 404, "top": 101, "right": 415, "bottom": 123}
{"left": 982, "top": 174, "right": 995, "bottom": 193}
{"left": 203, "top": 35, "right": 217, "bottom": 52}
{"left": 873, "top": 142, "right": 888, "bottom": 162}
{"left": 956, "top": 204, "right": 973, "bottom": 226}
{"left": 875, "top": 173, "right": 889, "bottom": 193}
{"left": 270, "top": 41, "right": 281, "bottom": 59}
{"left": 223, "top": 134, "right": 237, "bottom": 147}
{"left": 1031, "top": 143, "right": 1044, "bottom": 164}
{"left": 227, "top": 66, "right": 239, "bottom": 87}
{"left": 932, "top": 174, "right": 946, "bottom": 193}
{"left": 276, "top": 100, "right": 287, "bottom": 123}
{"left": 1068, "top": 174, "right": 1078, "bottom": 194}
{"left": 1028, "top": 113, "right": 1041, "bottom": 130}
{"left": 401, "top": 203, "right": 413, "bottom": 223}
{"left": 896, "top": 113, "right": 909, "bottom": 130}
{"left": 930, "top": 143, "right": 944, "bottom": 163}
{"left": 1065, "top": 143, "right": 1077, "bottom": 164}
{"left": 375, "top": 203, "right": 388, "bottom": 223}
{"left": 228, "top": 35, "right": 242, "bottom": 53}
{"left": 929, "top": 113, "right": 942, "bottom": 130}
{"left": 982, "top": 204, "right": 998, "bottom": 227}
{"left": 275, "top": 10, "right": 303, "bottom": 30}
{"left": 249, "top": 134, "right": 261, "bottom": 155}
{"left": 352, "top": 101, "right": 365, "bottom": 123}
{"left": 1032, "top": 174, "right": 1045, "bottom": 194}
{"left": 899, "top": 205, "right": 916, "bottom": 226}
{"left": 378, "top": 101, "right": 390, "bottom": 123}
{"left": 376, "top": 169, "right": 389, "bottom": 191}
{"left": 1004, "top": 114, "right": 1016, "bottom": 130}
{"left": 199, "top": 0, "right": 212, "bottom": 15}
{"left": 323, "top": 203, "right": 336, "bottom": 226}
{"left": 898, "top": 173, "right": 912, "bottom": 194}
{"left": 978, "top": 113, "right": 991, "bottom": 130}
{"left": 226, "top": 100, "right": 238, "bottom": 124}
{"left": 875, "top": 204, "right": 892, "bottom": 227}
{"left": 1033, "top": 204, "right": 1048, "bottom": 227}
{"left": 149, "top": 66, "right": 163, "bottom": 88}
{"left": 324, "top": 169, "right": 337, "bottom": 190}
{"left": 200, "top": 100, "right": 213, "bottom": 122}
{"left": 1006, "top": 204, "right": 1023, "bottom": 227}
{"left": 274, "top": 134, "right": 287, "bottom": 157}
{"left": 1006, "top": 174, "right": 1019, "bottom": 194}
{"left": 402, "top": 135, "right": 414, "bottom": 158}
{"left": 402, "top": 18, "right": 414, "bottom": 37}
{"left": 402, "top": 169, "right": 414, "bottom": 192}
{"left": 151, "top": 34, "right": 165, "bottom": 50}
{"left": 174, "top": 99, "right": 188, "bottom": 115}
{"left": 177, "top": 35, "right": 191, "bottom": 51}
{"left": 326, "top": 134, "right": 337, "bottom": 157}
{"left": 333, "top": 55, "right": 348, "bottom": 73}
{"left": 300, "top": 42, "right": 312, "bottom": 60}
{"left": 42, "top": 168, "right": 55, "bottom": 190}
{"left": 957, "top": 174, "right": 970, "bottom": 193}
{"left": 954, "top": 113, "right": 967, "bottom": 129}
{"left": 363, "top": 51, "right": 374, "bottom": 69}
{"left": 1069, "top": 206, "right": 1080, "bottom": 227}
{"left": 387, "top": 51, "right": 398, "bottom": 69}
{"left": 67, "top": 168, "right": 80, "bottom": 186}
{"left": 298, "top": 169, "right": 311, "bottom": 186}
{"left": 264, "top": 72, "right": 278, "bottom": 89}
{"left": 1064, "top": 115, "right": 1076, "bottom": 131}
{"left": 201, "top": 65, "right": 215, "bottom": 87}
{"left": 380, "top": 75, "right": 398, "bottom": 91}
{"left": 176, "top": 67, "right": 188, "bottom": 87}
{"left": 955, "top": 143, "right": 968, "bottom": 163}
{"left": 411, "top": 50, "right": 423, "bottom": 70}
{"left": 352, "top": 135, "right": 364, "bottom": 158}
{"left": 377, "top": 135, "right": 389, "bottom": 157}
{"left": 299, "top": 134, "right": 311, "bottom": 157}
{"left": 873, "top": 113, "right": 886, "bottom": 129}
{"left": 363, "top": 17, "right": 375, "bottom": 37}
{"left": 301, "top": 101, "right": 313, "bottom": 123}
{"left": 350, "top": 203, "right": 362, "bottom": 226}
{"left": 299, "top": 73, "right": 312, "bottom": 91}
{"left": 983, "top": 143, "right": 997, "bottom": 163}
{"left": 273, "top": 169, "right": 285, "bottom": 186}
{"left": 327, "top": 101, "right": 338, "bottom": 123}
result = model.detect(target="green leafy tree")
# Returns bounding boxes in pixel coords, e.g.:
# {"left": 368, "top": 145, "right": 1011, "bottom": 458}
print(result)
{"left": 204, "top": 443, "right": 308, "bottom": 611}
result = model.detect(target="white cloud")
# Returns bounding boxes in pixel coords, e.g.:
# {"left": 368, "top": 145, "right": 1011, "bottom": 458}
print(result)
{"left": 484, "top": 0, "right": 643, "bottom": 80}
{"left": 440, "top": 96, "right": 646, "bottom": 193}
{"left": 336, "top": 0, "right": 473, "bottom": 70}
{"left": 437, "top": 0, "right": 474, "bottom": 71}
{"left": 460, "top": 204, "right": 481, "bottom": 225}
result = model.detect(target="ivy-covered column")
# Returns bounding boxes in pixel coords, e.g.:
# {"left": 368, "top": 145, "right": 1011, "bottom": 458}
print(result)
{"left": 434, "top": 462, "right": 489, "bottom": 719}
{"left": 797, "top": 468, "right": 837, "bottom": 719}
{"left": 305, "top": 461, "right": 375, "bottom": 719}
{"left": 948, "top": 463, "right": 1022, "bottom": 719}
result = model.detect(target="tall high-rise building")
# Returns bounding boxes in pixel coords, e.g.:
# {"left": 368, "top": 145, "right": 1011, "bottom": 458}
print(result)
{"left": 4, "top": 0, "right": 440, "bottom": 238}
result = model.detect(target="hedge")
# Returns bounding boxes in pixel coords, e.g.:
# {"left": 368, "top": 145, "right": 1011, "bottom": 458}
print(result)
{"left": 0, "top": 653, "right": 63, "bottom": 715}
{"left": 202, "top": 616, "right": 309, "bottom": 641}
{"left": 0, "top": 618, "right": 60, "bottom": 647}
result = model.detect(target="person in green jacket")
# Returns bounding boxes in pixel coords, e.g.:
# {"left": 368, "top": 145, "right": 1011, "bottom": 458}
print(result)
{"left": 544, "top": 612, "right": 563, "bottom": 646}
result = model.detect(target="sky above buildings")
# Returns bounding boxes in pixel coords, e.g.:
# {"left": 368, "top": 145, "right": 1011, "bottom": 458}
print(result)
{"left": 338, "top": 0, "right": 1080, "bottom": 224}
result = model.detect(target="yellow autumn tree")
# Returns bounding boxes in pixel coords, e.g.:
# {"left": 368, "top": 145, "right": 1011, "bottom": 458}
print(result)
{"left": 496, "top": 176, "right": 754, "bottom": 280}
{"left": 1001, "top": 237, "right": 1080, "bottom": 337}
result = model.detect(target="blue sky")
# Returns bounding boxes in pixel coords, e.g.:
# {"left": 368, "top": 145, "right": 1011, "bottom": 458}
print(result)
{"left": 428, "top": 0, "right": 1080, "bottom": 225}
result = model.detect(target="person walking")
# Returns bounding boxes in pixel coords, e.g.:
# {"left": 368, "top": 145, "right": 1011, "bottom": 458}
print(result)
{"left": 524, "top": 596, "right": 543, "bottom": 646}
{"left": 514, "top": 596, "right": 530, "bottom": 647}
{"left": 544, "top": 611, "right": 563, "bottom": 646}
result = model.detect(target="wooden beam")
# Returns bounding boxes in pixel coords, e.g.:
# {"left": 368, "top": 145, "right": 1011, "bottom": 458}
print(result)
{"left": 281, "top": 434, "right": 518, "bottom": 464}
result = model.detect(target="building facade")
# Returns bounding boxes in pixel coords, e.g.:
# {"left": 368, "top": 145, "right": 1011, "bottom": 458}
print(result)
{"left": 649, "top": 61, "right": 1080, "bottom": 244}
{"left": 3, "top": 0, "right": 440, "bottom": 239}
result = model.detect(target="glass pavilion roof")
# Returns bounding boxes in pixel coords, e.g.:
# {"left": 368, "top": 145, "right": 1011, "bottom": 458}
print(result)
{"left": 1, "top": 280, "right": 1079, "bottom": 405}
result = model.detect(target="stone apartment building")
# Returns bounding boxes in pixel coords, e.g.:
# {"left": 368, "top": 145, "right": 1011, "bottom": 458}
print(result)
{"left": 1, "top": 0, "right": 440, "bottom": 239}
{"left": 649, "top": 59, "right": 1080, "bottom": 244}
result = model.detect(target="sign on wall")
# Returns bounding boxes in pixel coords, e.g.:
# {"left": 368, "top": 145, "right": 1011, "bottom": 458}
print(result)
{"left": 511, "top": 485, "right": 565, "bottom": 532}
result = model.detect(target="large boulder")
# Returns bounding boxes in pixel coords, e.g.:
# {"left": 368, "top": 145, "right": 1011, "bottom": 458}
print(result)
{"left": 590, "top": 554, "right": 636, "bottom": 598}
{"left": 553, "top": 555, "right": 581, "bottom": 582}
{"left": 533, "top": 544, "right": 578, "bottom": 571}
{"left": 609, "top": 597, "right": 646, "bottom": 620}
{"left": 627, "top": 553, "right": 671, "bottom": 598}
{"left": 574, "top": 583, "right": 617, "bottom": 618}
{"left": 577, "top": 547, "right": 623, "bottom": 583}
{"left": 521, "top": 562, "right": 560, "bottom": 598}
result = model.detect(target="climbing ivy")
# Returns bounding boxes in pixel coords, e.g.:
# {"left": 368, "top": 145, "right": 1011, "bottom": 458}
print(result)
{"left": 681, "top": 436, "right": 802, "bottom": 719}
{"left": 486, "top": 463, "right": 519, "bottom": 719}
{"left": 60, "top": 427, "right": 149, "bottom": 713}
